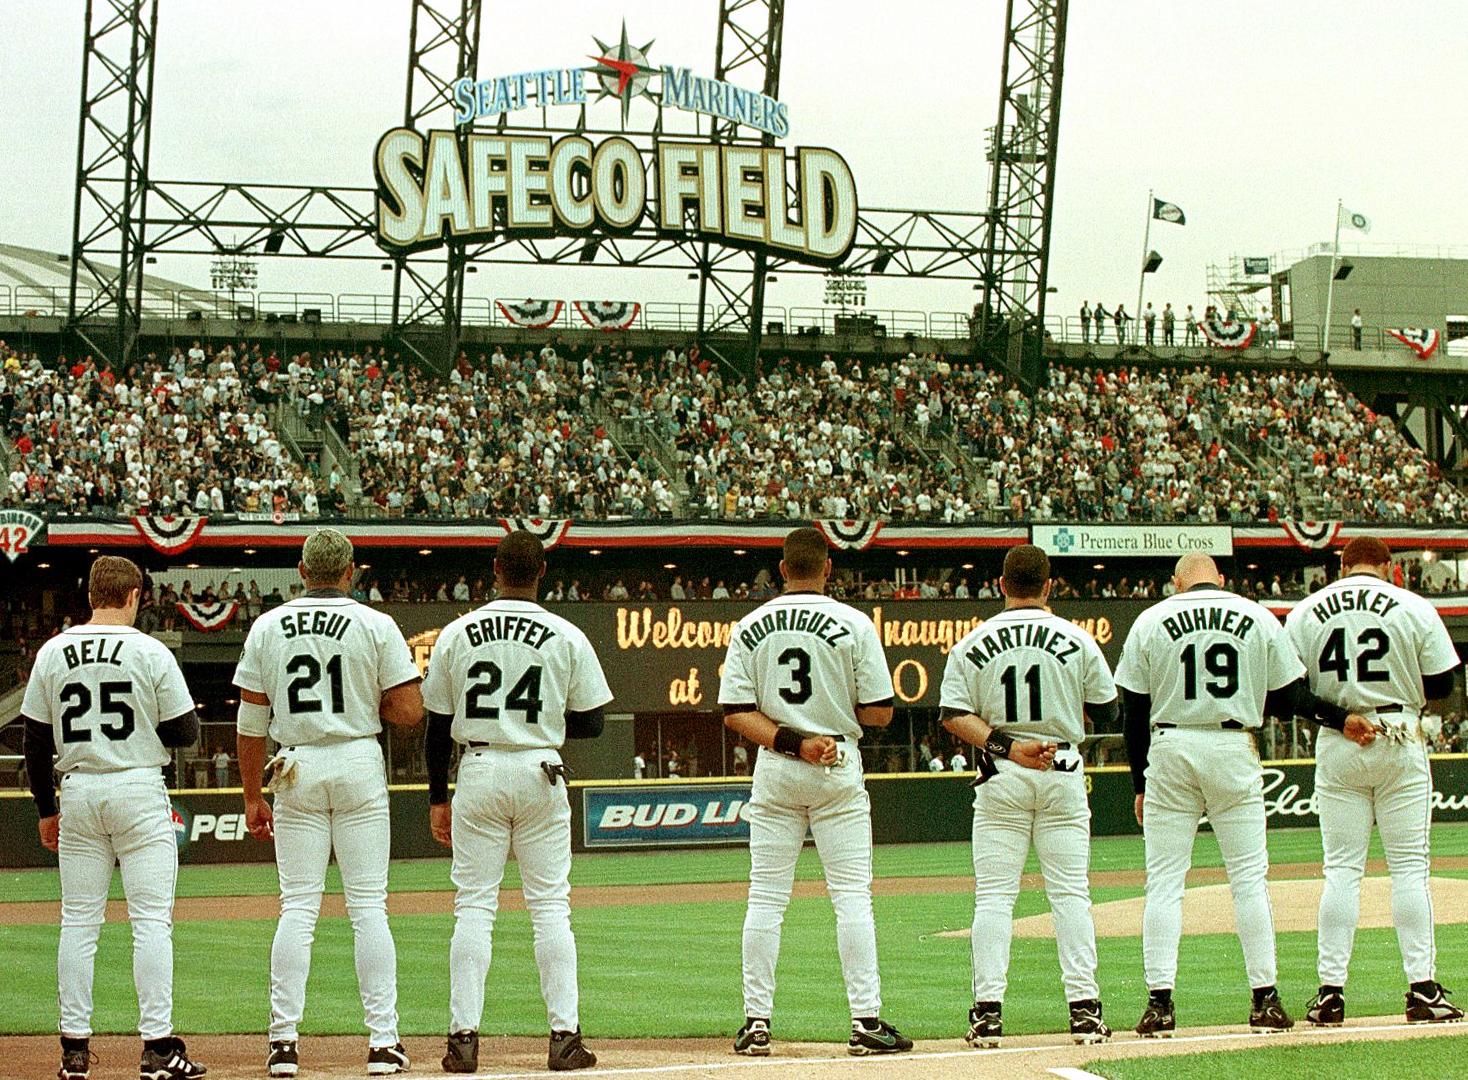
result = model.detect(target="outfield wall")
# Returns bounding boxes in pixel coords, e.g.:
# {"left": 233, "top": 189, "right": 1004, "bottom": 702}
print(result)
{"left": 5, "top": 759, "right": 1468, "bottom": 869}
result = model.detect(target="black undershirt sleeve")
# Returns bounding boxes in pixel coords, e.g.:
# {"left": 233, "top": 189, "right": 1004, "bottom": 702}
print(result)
{"left": 857, "top": 696, "right": 896, "bottom": 711}
{"left": 721, "top": 703, "right": 758, "bottom": 718}
{"left": 23, "top": 717, "right": 58, "bottom": 817}
{"left": 1423, "top": 669, "right": 1457, "bottom": 703}
{"left": 1265, "top": 677, "right": 1349, "bottom": 730}
{"left": 1121, "top": 689, "right": 1152, "bottom": 795}
{"left": 565, "top": 705, "right": 605, "bottom": 740}
{"left": 156, "top": 710, "right": 200, "bottom": 748}
{"left": 426, "top": 711, "right": 454, "bottom": 805}
{"left": 1084, "top": 697, "right": 1120, "bottom": 730}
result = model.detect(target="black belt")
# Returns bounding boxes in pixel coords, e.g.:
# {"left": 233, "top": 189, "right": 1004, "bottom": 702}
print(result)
{"left": 463, "top": 742, "right": 572, "bottom": 785}
{"left": 1154, "top": 721, "right": 1245, "bottom": 731}
{"left": 1373, "top": 704, "right": 1408, "bottom": 714}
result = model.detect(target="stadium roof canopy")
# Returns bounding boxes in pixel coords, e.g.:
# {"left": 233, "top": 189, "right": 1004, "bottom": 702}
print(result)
{"left": 0, "top": 242, "right": 211, "bottom": 317}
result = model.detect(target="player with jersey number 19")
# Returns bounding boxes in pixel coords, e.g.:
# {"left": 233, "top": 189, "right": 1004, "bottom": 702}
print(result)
{"left": 22, "top": 556, "right": 207, "bottom": 1080}
{"left": 720, "top": 527, "right": 912, "bottom": 1059}
{"left": 1284, "top": 536, "right": 1464, "bottom": 1028}
{"left": 423, "top": 531, "right": 612, "bottom": 1074}
{"left": 940, "top": 545, "right": 1113, "bottom": 1050}
{"left": 1117, "top": 552, "right": 1322, "bottom": 1038}
{"left": 234, "top": 529, "right": 425, "bottom": 1078}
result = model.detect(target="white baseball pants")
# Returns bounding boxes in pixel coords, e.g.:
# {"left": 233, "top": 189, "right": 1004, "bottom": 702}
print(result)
{"left": 1315, "top": 725, "right": 1436, "bottom": 986}
{"left": 742, "top": 748, "right": 881, "bottom": 1021}
{"left": 269, "top": 738, "right": 399, "bottom": 1048}
{"left": 1142, "top": 728, "right": 1277, "bottom": 991}
{"left": 56, "top": 767, "right": 178, "bottom": 1040}
{"left": 971, "top": 747, "right": 1099, "bottom": 1004}
{"left": 449, "top": 747, "right": 579, "bottom": 1034}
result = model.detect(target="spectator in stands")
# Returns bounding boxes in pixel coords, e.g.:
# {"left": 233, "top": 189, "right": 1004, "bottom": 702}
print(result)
{"left": 1352, "top": 309, "right": 1364, "bottom": 349}
{"left": 1184, "top": 305, "right": 1199, "bottom": 345}
{"left": 1162, "top": 303, "right": 1175, "bottom": 346}
{"left": 1143, "top": 303, "right": 1156, "bottom": 345}
{"left": 1080, "top": 301, "right": 1092, "bottom": 343}
{"left": 1114, "top": 304, "right": 1130, "bottom": 344}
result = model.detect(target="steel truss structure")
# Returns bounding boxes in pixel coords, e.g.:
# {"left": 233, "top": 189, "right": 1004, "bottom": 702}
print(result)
{"left": 67, "top": 1, "right": 1063, "bottom": 372}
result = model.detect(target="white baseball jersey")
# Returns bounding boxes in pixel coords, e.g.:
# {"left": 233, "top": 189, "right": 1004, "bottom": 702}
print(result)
{"left": 718, "top": 592, "right": 891, "bottom": 740}
{"left": 21, "top": 625, "right": 193, "bottom": 773}
{"left": 1285, "top": 573, "right": 1460, "bottom": 713}
{"left": 1114, "top": 586, "right": 1303, "bottom": 728}
{"left": 422, "top": 598, "right": 612, "bottom": 749}
{"left": 940, "top": 607, "right": 1116, "bottom": 744}
{"left": 233, "top": 592, "right": 420, "bottom": 745}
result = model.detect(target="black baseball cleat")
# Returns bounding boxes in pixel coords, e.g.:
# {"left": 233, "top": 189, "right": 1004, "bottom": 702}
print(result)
{"left": 366, "top": 1042, "right": 410, "bottom": 1075}
{"left": 965, "top": 1002, "right": 1003, "bottom": 1049}
{"left": 1406, "top": 982, "right": 1465, "bottom": 1024}
{"left": 1305, "top": 988, "right": 1345, "bottom": 1027}
{"left": 139, "top": 1038, "right": 207, "bottom": 1080}
{"left": 1069, "top": 999, "right": 1111, "bottom": 1045}
{"left": 1249, "top": 988, "right": 1294, "bottom": 1032}
{"left": 733, "top": 1018, "right": 771, "bottom": 1056}
{"left": 58, "top": 1041, "right": 95, "bottom": 1080}
{"left": 848, "top": 1017, "right": 912, "bottom": 1056}
{"left": 548, "top": 1029, "right": 597, "bottom": 1071}
{"left": 443, "top": 1030, "right": 479, "bottom": 1073}
{"left": 266, "top": 1040, "right": 298, "bottom": 1078}
{"left": 1135, "top": 995, "right": 1175, "bottom": 1038}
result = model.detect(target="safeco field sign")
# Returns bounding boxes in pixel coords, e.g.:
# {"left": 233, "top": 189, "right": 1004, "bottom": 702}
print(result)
{"left": 583, "top": 783, "right": 753, "bottom": 848}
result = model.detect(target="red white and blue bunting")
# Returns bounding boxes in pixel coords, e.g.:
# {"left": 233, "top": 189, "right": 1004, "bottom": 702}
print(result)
{"left": 133, "top": 515, "right": 207, "bottom": 555}
{"left": 498, "top": 518, "right": 571, "bottom": 549}
{"left": 816, "top": 519, "right": 883, "bottom": 551}
{"left": 1200, "top": 318, "right": 1257, "bottom": 349}
{"left": 1386, "top": 327, "right": 1440, "bottom": 360}
{"left": 1280, "top": 520, "right": 1343, "bottom": 550}
{"left": 574, "top": 300, "right": 640, "bottom": 331}
{"left": 177, "top": 601, "right": 238, "bottom": 632}
{"left": 495, "top": 299, "right": 564, "bottom": 328}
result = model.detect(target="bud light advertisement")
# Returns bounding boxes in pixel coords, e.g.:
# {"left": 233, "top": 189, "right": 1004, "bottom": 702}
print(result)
{"left": 583, "top": 783, "right": 755, "bottom": 848}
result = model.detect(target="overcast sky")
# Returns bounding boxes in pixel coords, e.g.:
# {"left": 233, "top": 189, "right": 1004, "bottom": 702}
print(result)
{"left": 4, "top": 0, "right": 1466, "bottom": 329}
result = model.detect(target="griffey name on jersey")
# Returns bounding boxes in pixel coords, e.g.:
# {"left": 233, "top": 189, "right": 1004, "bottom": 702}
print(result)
{"left": 737, "top": 606, "right": 852, "bottom": 650}
{"left": 1304, "top": 587, "right": 1400, "bottom": 623}
{"left": 962, "top": 620, "right": 1082, "bottom": 670}
{"left": 463, "top": 612, "right": 557, "bottom": 649}
{"left": 1160, "top": 605, "right": 1255, "bottom": 641}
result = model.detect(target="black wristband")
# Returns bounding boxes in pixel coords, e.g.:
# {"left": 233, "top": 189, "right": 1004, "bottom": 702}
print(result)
{"left": 984, "top": 729, "right": 1016, "bottom": 759}
{"left": 1314, "top": 701, "right": 1349, "bottom": 731}
{"left": 772, "top": 726, "right": 805, "bottom": 758}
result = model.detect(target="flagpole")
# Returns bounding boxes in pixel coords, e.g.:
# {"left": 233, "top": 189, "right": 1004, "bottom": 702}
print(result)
{"left": 1322, "top": 198, "right": 1341, "bottom": 357}
{"left": 1135, "top": 189, "right": 1152, "bottom": 346}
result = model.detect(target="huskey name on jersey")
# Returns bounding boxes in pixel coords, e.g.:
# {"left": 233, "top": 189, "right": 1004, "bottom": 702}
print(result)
{"left": 962, "top": 620, "right": 1082, "bottom": 670}
{"left": 1161, "top": 605, "right": 1255, "bottom": 642}
{"left": 60, "top": 637, "right": 127, "bottom": 669}
{"left": 280, "top": 609, "right": 353, "bottom": 640}
{"left": 464, "top": 612, "right": 557, "bottom": 649}
{"left": 1305, "top": 587, "right": 1401, "bottom": 623}
{"left": 738, "top": 606, "right": 852, "bottom": 650}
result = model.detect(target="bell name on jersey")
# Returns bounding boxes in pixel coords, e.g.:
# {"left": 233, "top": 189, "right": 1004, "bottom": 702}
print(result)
{"left": 57, "top": 637, "right": 128, "bottom": 669}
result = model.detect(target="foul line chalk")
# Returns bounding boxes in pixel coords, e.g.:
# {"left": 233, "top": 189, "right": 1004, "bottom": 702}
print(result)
{"left": 451, "top": 1021, "right": 1451, "bottom": 1079}
{"left": 1049, "top": 1070, "right": 1108, "bottom": 1080}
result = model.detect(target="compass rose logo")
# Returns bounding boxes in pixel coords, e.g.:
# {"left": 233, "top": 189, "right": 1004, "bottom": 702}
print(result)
{"left": 587, "top": 21, "right": 656, "bottom": 124}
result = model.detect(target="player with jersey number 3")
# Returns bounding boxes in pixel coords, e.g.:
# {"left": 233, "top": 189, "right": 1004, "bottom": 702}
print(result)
{"left": 1284, "top": 536, "right": 1464, "bottom": 1027}
{"left": 22, "top": 556, "right": 208, "bottom": 1080}
{"left": 423, "top": 530, "right": 612, "bottom": 1074}
{"left": 940, "top": 545, "right": 1115, "bottom": 1050}
{"left": 234, "top": 529, "right": 425, "bottom": 1078}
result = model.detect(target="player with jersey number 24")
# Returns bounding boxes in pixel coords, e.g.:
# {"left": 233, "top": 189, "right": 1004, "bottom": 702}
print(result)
{"left": 234, "top": 529, "right": 425, "bottom": 1078}
{"left": 22, "top": 556, "right": 208, "bottom": 1080}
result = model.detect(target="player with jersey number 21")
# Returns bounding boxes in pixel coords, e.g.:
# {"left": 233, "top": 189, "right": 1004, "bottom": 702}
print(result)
{"left": 22, "top": 556, "right": 208, "bottom": 1080}
{"left": 234, "top": 529, "right": 425, "bottom": 1078}
{"left": 1284, "top": 535, "right": 1464, "bottom": 1028}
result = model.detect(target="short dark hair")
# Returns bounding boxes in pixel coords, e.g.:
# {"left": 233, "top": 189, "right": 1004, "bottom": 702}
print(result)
{"left": 783, "top": 527, "right": 829, "bottom": 578}
{"left": 89, "top": 556, "right": 143, "bottom": 610}
{"left": 1341, "top": 536, "right": 1391, "bottom": 570}
{"left": 495, "top": 530, "right": 545, "bottom": 587}
{"left": 1002, "top": 544, "right": 1050, "bottom": 598}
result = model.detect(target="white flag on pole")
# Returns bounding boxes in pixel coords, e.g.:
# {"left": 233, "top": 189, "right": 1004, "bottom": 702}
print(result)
{"left": 1338, "top": 205, "right": 1371, "bottom": 234}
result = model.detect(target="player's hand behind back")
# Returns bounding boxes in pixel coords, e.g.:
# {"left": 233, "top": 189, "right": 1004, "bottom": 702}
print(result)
{"left": 1010, "top": 740, "right": 1057, "bottom": 771}
{"left": 245, "top": 797, "right": 275, "bottom": 841}
{"left": 800, "top": 735, "right": 839, "bottom": 767}
{"left": 1343, "top": 714, "right": 1378, "bottom": 747}
{"left": 38, "top": 814, "right": 59, "bottom": 853}
{"left": 430, "top": 803, "right": 452, "bottom": 848}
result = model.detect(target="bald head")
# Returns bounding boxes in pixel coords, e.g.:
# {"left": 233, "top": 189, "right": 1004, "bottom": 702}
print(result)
{"left": 1173, "top": 552, "right": 1223, "bottom": 591}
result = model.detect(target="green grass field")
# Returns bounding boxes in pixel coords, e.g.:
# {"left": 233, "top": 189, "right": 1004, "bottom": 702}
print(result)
{"left": 1084, "top": 1033, "right": 1468, "bottom": 1079}
{"left": 2, "top": 825, "right": 1464, "bottom": 1041}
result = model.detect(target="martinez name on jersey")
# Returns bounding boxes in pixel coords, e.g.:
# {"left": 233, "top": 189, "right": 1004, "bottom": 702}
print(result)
{"left": 962, "top": 619, "right": 1083, "bottom": 670}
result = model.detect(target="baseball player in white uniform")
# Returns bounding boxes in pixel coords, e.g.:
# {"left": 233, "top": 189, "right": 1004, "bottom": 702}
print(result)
{"left": 719, "top": 527, "right": 912, "bottom": 1058}
{"left": 234, "top": 530, "right": 424, "bottom": 1077}
{"left": 22, "top": 556, "right": 208, "bottom": 1080}
{"left": 1284, "top": 536, "right": 1464, "bottom": 1026}
{"left": 423, "top": 531, "right": 611, "bottom": 1074}
{"left": 1116, "top": 553, "right": 1303, "bottom": 1036}
{"left": 941, "top": 545, "right": 1115, "bottom": 1049}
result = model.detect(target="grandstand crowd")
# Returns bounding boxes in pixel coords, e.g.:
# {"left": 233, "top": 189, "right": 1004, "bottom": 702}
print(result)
{"left": 3, "top": 336, "right": 1464, "bottom": 523}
